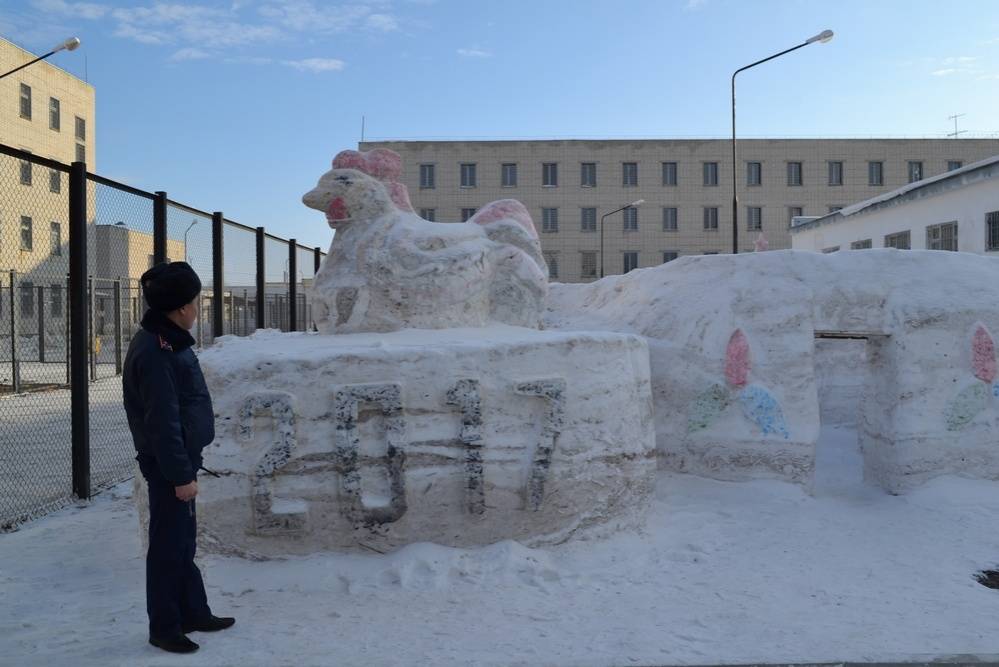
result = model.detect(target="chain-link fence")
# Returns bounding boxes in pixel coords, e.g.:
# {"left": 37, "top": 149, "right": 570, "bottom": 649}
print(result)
{"left": 0, "top": 143, "right": 327, "bottom": 530}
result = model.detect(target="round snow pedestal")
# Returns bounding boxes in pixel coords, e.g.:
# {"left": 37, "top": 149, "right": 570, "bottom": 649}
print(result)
{"left": 136, "top": 327, "right": 656, "bottom": 557}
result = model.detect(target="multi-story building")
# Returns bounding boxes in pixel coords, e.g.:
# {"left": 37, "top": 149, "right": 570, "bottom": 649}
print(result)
{"left": 363, "top": 138, "right": 999, "bottom": 282}
{"left": 791, "top": 155, "right": 999, "bottom": 254}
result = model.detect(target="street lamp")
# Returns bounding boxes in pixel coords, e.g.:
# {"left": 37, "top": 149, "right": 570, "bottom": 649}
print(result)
{"left": 731, "top": 29, "right": 833, "bottom": 254}
{"left": 183, "top": 219, "right": 197, "bottom": 263}
{"left": 0, "top": 37, "right": 81, "bottom": 80}
{"left": 600, "top": 199, "right": 644, "bottom": 279}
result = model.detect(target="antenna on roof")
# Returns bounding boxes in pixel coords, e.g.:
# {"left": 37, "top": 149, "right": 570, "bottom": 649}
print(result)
{"left": 361, "top": 115, "right": 365, "bottom": 143}
{"left": 948, "top": 113, "right": 967, "bottom": 139}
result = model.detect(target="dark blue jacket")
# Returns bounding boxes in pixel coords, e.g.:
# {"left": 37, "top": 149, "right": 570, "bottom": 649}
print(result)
{"left": 123, "top": 309, "right": 215, "bottom": 485}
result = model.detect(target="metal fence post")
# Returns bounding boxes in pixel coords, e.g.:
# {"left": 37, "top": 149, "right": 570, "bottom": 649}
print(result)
{"left": 255, "top": 227, "right": 265, "bottom": 330}
{"left": 8, "top": 270, "right": 20, "bottom": 394}
{"left": 69, "top": 160, "right": 90, "bottom": 500}
{"left": 153, "top": 191, "right": 167, "bottom": 266}
{"left": 37, "top": 284, "right": 45, "bottom": 364}
{"left": 64, "top": 273, "right": 70, "bottom": 386}
{"left": 314, "top": 246, "right": 322, "bottom": 273}
{"left": 242, "top": 289, "right": 248, "bottom": 335}
{"left": 113, "top": 278, "right": 122, "bottom": 375}
{"left": 88, "top": 275, "right": 95, "bottom": 381}
{"left": 212, "top": 212, "right": 224, "bottom": 339}
{"left": 288, "top": 239, "right": 297, "bottom": 332}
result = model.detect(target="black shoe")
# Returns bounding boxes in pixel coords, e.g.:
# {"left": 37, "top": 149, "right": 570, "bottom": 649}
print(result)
{"left": 149, "top": 634, "right": 199, "bottom": 654}
{"left": 182, "top": 615, "right": 235, "bottom": 633}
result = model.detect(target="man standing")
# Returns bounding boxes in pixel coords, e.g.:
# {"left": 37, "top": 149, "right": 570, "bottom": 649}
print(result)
{"left": 123, "top": 262, "right": 234, "bottom": 654}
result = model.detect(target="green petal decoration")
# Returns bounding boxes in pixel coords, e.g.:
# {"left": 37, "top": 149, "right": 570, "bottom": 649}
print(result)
{"left": 944, "top": 382, "right": 990, "bottom": 431}
{"left": 687, "top": 384, "right": 731, "bottom": 432}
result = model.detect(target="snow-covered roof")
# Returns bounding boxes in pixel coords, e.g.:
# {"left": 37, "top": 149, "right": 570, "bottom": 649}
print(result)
{"left": 790, "top": 153, "right": 999, "bottom": 232}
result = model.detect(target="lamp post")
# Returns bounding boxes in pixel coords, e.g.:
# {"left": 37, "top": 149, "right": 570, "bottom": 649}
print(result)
{"left": 0, "top": 37, "right": 81, "bottom": 80}
{"left": 731, "top": 29, "right": 833, "bottom": 254}
{"left": 600, "top": 199, "right": 644, "bottom": 279}
{"left": 183, "top": 219, "right": 197, "bottom": 264}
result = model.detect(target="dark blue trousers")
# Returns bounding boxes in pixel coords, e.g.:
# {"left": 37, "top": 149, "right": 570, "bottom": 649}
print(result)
{"left": 137, "top": 454, "right": 212, "bottom": 639}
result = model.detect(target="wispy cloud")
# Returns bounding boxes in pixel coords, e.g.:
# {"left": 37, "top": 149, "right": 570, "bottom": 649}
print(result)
{"left": 19, "top": 0, "right": 405, "bottom": 66}
{"left": 932, "top": 68, "right": 958, "bottom": 76}
{"left": 925, "top": 54, "right": 986, "bottom": 78}
{"left": 282, "top": 57, "right": 346, "bottom": 73}
{"left": 685, "top": 0, "right": 707, "bottom": 10}
{"left": 169, "top": 46, "right": 210, "bottom": 61}
{"left": 457, "top": 47, "right": 490, "bottom": 58}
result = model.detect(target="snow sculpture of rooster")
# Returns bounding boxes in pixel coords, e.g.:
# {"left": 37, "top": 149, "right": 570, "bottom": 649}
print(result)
{"left": 302, "top": 149, "right": 549, "bottom": 333}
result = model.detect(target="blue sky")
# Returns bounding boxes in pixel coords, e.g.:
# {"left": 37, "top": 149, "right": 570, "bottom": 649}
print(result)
{"left": 3, "top": 0, "right": 999, "bottom": 249}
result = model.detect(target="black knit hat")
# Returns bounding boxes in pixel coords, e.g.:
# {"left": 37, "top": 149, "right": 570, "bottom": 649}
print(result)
{"left": 141, "top": 262, "right": 201, "bottom": 312}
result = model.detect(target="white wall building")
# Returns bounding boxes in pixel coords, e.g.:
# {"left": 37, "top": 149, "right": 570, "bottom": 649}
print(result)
{"left": 790, "top": 155, "right": 999, "bottom": 253}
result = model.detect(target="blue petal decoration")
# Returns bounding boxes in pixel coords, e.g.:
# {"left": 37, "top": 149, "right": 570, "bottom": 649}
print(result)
{"left": 738, "top": 384, "right": 789, "bottom": 439}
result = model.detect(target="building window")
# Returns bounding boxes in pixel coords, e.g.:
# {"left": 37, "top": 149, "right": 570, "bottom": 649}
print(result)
{"left": 51, "top": 283, "right": 63, "bottom": 317}
{"left": 988, "top": 211, "right": 999, "bottom": 251}
{"left": 460, "top": 208, "right": 477, "bottom": 222}
{"left": 501, "top": 163, "right": 518, "bottom": 187}
{"left": 703, "top": 207, "right": 719, "bottom": 230}
{"left": 49, "top": 97, "right": 60, "bottom": 131}
{"left": 789, "top": 206, "right": 804, "bottom": 224}
{"left": 50, "top": 222, "right": 61, "bottom": 256}
{"left": 20, "top": 159, "right": 32, "bottom": 185}
{"left": 19, "top": 83, "right": 31, "bottom": 119}
{"left": 419, "top": 164, "right": 435, "bottom": 189}
{"left": 460, "top": 163, "right": 476, "bottom": 187}
{"left": 948, "top": 160, "right": 963, "bottom": 172}
{"left": 747, "top": 206, "right": 762, "bottom": 231}
{"left": 703, "top": 251, "right": 719, "bottom": 255}
{"left": 623, "top": 207, "right": 638, "bottom": 232}
{"left": 828, "top": 161, "right": 843, "bottom": 186}
{"left": 822, "top": 246, "right": 840, "bottom": 254}
{"left": 622, "top": 162, "right": 638, "bottom": 187}
{"left": 787, "top": 161, "right": 803, "bottom": 186}
{"left": 868, "top": 161, "right": 884, "bottom": 186}
{"left": 662, "top": 161, "right": 678, "bottom": 186}
{"left": 76, "top": 143, "right": 86, "bottom": 163}
{"left": 542, "top": 162, "right": 558, "bottom": 187}
{"left": 623, "top": 252, "right": 638, "bottom": 273}
{"left": 21, "top": 282, "right": 34, "bottom": 318}
{"left": 49, "top": 169, "right": 60, "bottom": 193}
{"left": 20, "top": 216, "right": 33, "bottom": 251}
{"left": 851, "top": 239, "right": 872, "bottom": 249}
{"left": 663, "top": 251, "right": 678, "bottom": 263}
{"left": 884, "top": 230, "right": 911, "bottom": 249}
{"left": 581, "top": 207, "right": 597, "bottom": 232}
{"left": 580, "top": 162, "right": 596, "bottom": 187}
{"left": 746, "top": 161, "right": 762, "bottom": 186}
{"left": 907, "top": 161, "right": 923, "bottom": 183}
{"left": 75, "top": 116, "right": 86, "bottom": 141}
{"left": 580, "top": 251, "right": 597, "bottom": 279}
{"left": 544, "top": 252, "right": 558, "bottom": 280}
{"left": 662, "top": 207, "right": 678, "bottom": 231}
{"left": 419, "top": 208, "right": 436, "bottom": 221}
{"left": 926, "top": 221, "right": 958, "bottom": 251}
{"left": 541, "top": 207, "right": 559, "bottom": 233}
{"left": 703, "top": 162, "right": 719, "bottom": 186}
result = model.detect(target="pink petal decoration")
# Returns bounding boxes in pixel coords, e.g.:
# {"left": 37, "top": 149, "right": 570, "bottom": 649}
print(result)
{"left": 725, "top": 329, "right": 751, "bottom": 388}
{"left": 972, "top": 323, "right": 997, "bottom": 384}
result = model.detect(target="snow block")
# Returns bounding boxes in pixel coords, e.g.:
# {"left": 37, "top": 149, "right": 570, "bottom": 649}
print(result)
{"left": 137, "top": 327, "right": 656, "bottom": 557}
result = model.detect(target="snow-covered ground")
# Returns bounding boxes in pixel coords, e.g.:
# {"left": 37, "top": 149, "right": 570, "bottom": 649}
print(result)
{"left": 3, "top": 426, "right": 999, "bottom": 666}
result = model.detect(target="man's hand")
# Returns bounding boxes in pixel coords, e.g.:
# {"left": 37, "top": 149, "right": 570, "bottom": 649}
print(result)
{"left": 175, "top": 481, "right": 198, "bottom": 502}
